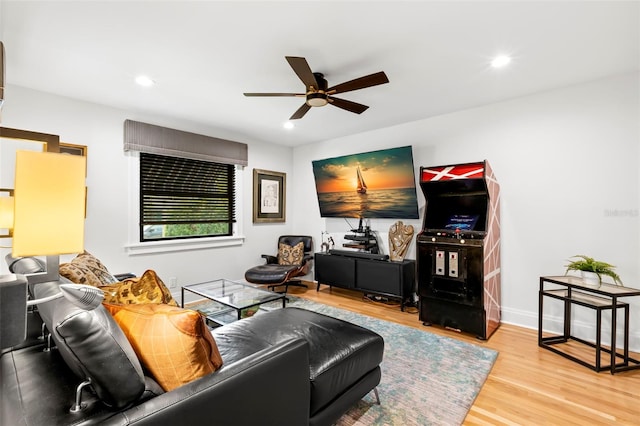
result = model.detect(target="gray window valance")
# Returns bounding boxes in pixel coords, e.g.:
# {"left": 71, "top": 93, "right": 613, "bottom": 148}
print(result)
{"left": 123, "top": 120, "right": 248, "bottom": 166}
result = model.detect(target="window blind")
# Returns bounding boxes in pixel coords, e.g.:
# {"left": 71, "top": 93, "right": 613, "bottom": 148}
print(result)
{"left": 140, "top": 153, "right": 235, "bottom": 230}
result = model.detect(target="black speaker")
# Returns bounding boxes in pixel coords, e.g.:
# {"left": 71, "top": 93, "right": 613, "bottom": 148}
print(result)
{"left": 0, "top": 274, "right": 27, "bottom": 349}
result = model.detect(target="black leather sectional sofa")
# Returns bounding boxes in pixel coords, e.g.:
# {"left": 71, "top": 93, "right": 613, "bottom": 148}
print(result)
{"left": 1, "top": 274, "right": 384, "bottom": 426}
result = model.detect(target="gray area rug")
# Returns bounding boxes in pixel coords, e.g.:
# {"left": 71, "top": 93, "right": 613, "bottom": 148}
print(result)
{"left": 286, "top": 297, "right": 498, "bottom": 426}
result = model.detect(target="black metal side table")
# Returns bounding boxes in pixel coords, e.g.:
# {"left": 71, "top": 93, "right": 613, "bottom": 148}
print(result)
{"left": 538, "top": 276, "right": 640, "bottom": 374}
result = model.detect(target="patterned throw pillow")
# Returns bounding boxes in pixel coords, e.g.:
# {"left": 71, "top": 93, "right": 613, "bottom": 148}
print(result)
{"left": 103, "top": 303, "right": 223, "bottom": 392}
{"left": 277, "top": 241, "right": 304, "bottom": 265}
{"left": 59, "top": 250, "right": 118, "bottom": 287}
{"left": 100, "top": 269, "right": 178, "bottom": 306}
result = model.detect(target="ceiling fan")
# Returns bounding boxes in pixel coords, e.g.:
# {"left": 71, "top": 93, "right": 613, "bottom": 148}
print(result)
{"left": 244, "top": 56, "right": 389, "bottom": 120}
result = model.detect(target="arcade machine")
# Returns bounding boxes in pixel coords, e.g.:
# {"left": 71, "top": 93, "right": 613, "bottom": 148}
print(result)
{"left": 417, "top": 160, "right": 501, "bottom": 339}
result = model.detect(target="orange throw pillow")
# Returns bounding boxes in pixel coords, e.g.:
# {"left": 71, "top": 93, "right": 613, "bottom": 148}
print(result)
{"left": 101, "top": 270, "right": 177, "bottom": 306}
{"left": 104, "top": 303, "right": 223, "bottom": 391}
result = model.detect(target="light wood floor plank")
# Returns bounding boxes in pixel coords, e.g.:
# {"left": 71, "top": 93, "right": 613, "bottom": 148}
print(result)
{"left": 289, "top": 283, "right": 640, "bottom": 425}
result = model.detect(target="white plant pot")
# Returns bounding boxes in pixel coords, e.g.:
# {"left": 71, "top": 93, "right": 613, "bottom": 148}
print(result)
{"left": 580, "top": 271, "right": 600, "bottom": 287}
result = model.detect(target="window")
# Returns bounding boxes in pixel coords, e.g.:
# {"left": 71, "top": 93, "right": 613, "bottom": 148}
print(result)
{"left": 140, "top": 153, "right": 235, "bottom": 241}
{"left": 123, "top": 120, "right": 247, "bottom": 251}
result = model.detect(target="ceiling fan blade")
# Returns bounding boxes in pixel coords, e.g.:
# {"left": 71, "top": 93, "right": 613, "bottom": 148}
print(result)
{"left": 328, "top": 97, "right": 369, "bottom": 114}
{"left": 285, "top": 56, "right": 319, "bottom": 90}
{"left": 327, "top": 71, "right": 389, "bottom": 95}
{"left": 244, "top": 92, "right": 304, "bottom": 97}
{"left": 290, "top": 103, "right": 311, "bottom": 120}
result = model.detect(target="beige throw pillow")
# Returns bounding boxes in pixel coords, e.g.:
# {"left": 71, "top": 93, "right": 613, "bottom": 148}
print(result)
{"left": 277, "top": 241, "right": 304, "bottom": 265}
{"left": 59, "top": 250, "right": 118, "bottom": 287}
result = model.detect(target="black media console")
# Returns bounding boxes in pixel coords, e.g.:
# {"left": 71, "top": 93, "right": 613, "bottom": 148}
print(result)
{"left": 314, "top": 252, "right": 416, "bottom": 311}
{"left": 328, "top": 249, "right": 389, "bottom": 261}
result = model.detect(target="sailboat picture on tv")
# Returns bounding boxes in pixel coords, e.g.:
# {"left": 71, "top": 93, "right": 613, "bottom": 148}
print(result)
{"left": 312, "top": 146, "right": 420, "bottom": 219}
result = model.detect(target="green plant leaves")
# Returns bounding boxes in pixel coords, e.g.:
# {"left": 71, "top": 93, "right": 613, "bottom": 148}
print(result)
{"left": 564, "top": 255, "right": 622, "bottom": 285}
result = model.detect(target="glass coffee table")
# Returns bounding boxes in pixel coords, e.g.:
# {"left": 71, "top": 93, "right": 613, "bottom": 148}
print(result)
{"left": 181, "top": 279, "right": 286, "bottom": 327}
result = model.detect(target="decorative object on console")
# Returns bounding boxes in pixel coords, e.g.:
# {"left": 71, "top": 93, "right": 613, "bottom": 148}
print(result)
{"left": 320, "top": 231, "right": 335, "bottom": 253}
{"left": 417, "top": 160, "right": 501, "bottom": 340}
{"left": 252, "top": 168, "right": 286, "bottom": 223}
{"left": 388, "top": 220, "right": 414, "bottom": 261}
{"left": 244, "top": 56, "right": 389, "bottom": 120}
{"left": 312, "top": 145, "right": 419, "bottom": 219}
{"left": 564, "top": 254, "right": 622, "bottom": 287}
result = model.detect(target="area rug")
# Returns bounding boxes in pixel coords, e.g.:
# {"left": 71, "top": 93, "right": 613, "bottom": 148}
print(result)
{"left": 286, "top": 297, "right": 498, "bottom": 426}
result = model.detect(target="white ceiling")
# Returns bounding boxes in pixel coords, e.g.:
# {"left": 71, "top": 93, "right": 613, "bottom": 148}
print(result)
{"left": 1, "top": 1, "right": 639, "bottom": 147}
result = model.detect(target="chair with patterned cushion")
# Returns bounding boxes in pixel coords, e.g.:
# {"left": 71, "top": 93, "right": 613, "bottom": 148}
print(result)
{"left": 244, "top": 235, "right": 313, "bottom": 294}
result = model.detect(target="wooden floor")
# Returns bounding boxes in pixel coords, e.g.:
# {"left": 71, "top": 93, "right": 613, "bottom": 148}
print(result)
{"left": 289, "top": 283, "right": 640, "bottom": 425}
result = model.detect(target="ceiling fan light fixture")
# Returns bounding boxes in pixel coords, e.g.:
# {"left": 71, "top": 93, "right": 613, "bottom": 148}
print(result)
{"left": 306, "top": 92, "right": 328, "bottom": 107}
{"left": 245, "top": 56, "right": 388, "bottom": 119}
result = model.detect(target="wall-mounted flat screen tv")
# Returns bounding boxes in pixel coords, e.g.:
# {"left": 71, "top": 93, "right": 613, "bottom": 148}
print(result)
{"left": 312, "top": 146, "right": 420, "bottom": 219}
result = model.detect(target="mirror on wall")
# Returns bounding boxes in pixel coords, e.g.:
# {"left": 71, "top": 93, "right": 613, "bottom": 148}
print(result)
{"left": 0, "top": 126, "right": 60, "bottom": 190}
{"left": 1, "top": 138, "right": 45, "bottom": 190}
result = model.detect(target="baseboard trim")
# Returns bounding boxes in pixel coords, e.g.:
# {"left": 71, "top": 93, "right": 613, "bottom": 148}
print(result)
{"left": 501, "top": 306, "right": 640, "bottom": 353}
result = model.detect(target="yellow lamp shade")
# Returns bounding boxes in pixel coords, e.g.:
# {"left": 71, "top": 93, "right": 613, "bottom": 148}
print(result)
{"left": 12, "top": 151, "right": 86, "bottom": 257}
{"left": 0, "top": 196, "right": 14, "bottom": 229}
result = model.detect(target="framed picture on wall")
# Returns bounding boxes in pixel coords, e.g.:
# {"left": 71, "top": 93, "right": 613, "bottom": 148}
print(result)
{"left": 59, "top": 142, "right": 87, "bottom": 157}
{"left": 253, "top": 168, "right": 286, "bottom": 223}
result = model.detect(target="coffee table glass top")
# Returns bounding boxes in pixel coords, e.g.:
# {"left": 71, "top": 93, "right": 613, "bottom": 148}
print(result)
{"left": 182, "top": 279, "right": 286, "bottom": 326}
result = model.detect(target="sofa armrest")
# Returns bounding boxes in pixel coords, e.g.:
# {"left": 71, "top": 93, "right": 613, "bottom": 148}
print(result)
{"left": 261, "top": 254, "right": 278, "bottom": 264}
{"left": 103, "top": 338, "right": 310, "bottom": 426}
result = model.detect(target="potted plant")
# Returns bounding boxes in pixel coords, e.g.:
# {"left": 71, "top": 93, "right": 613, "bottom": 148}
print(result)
{"left": 564, "top": 255, "right": 623, "bottom": 286}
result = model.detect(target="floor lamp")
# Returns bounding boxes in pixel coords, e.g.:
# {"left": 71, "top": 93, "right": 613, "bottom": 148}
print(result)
{"left": 0, "top": 149, "right": 98, "bottom": 349}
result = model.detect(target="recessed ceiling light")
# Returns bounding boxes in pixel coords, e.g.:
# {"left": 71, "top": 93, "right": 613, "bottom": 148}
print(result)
{"left": 491, "top": 55, "right": 511, "bottom": 68}
{"left": 283, "top": 121, "right": 294, "bottom": 130}
{"left": 135, "top": 75, "right": 155, "bottom": 87}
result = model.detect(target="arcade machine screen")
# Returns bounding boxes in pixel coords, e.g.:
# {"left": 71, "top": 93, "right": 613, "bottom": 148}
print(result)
{"left": 444, "top": 214, "right": 479, "bottom": 231}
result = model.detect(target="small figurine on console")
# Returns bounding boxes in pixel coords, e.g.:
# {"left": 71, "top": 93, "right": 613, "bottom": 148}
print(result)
{"left": 388, "top": 221, "right": 414, "bottom": 261}
{"left": 320, "top": 232, "right": 335, "bottom": 253}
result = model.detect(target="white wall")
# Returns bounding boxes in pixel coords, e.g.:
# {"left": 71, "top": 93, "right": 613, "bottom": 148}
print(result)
{"left": 293, "top": 72, "right": 640, "bottom": 350}
{"left": 0, "top": 85, "right": 295, "bottom": 299}
{"left": 3, "top": 72, "right": 639, "bottom": 350}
